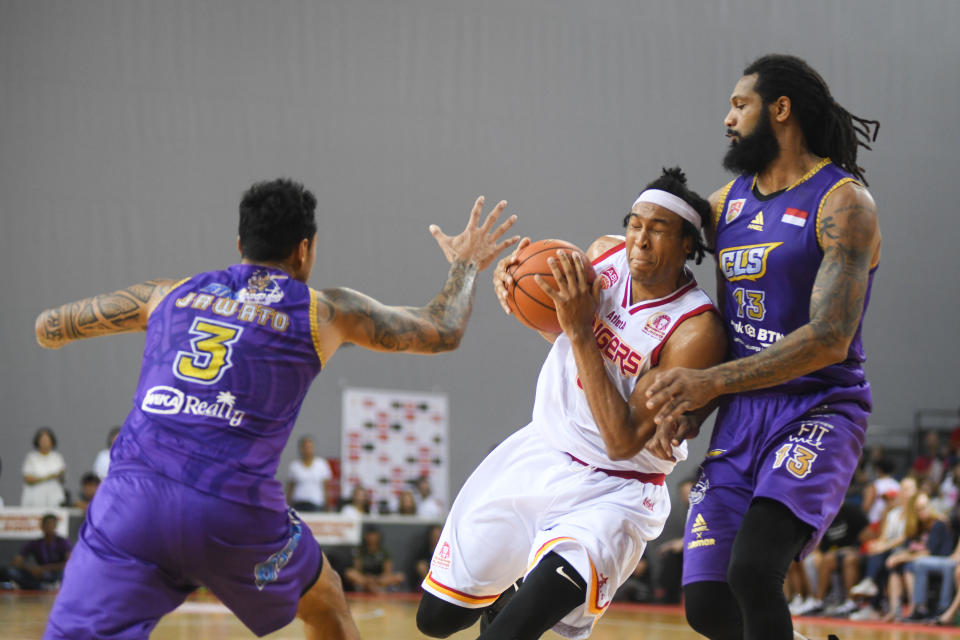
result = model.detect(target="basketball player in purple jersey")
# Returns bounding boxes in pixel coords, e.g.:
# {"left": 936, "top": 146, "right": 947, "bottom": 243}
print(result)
{"left": 643, "top": 55, "right": 881, "bottom": 639}
{"left": 34, "top": 179, "right": 519, "bottom": 640}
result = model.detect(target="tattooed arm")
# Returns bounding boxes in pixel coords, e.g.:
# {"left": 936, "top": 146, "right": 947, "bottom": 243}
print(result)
{"left": 35, "top": 279, "right": 182, "bottom": 350}
{"left": 645, "top": 182, "right": 881, "bottom": 422}
{"left": 313, "top": 196, "right": 519, "bottom": 358}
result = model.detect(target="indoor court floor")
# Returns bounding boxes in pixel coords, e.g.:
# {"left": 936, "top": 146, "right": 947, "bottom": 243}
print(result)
{"left": 5, "top": 592, "right": 960, "bottom": 639}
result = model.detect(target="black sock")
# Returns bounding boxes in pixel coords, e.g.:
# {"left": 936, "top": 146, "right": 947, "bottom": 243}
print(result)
{"left": 477, "top": 551, "right": 587, "bottom": 640}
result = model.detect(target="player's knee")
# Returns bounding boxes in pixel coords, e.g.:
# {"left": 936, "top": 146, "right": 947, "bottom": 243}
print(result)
{"left": 683, "top": 582, "right": 742, "bottom": 640}
{"left": 416, "top": 593, "right": 480, "bottom": 638}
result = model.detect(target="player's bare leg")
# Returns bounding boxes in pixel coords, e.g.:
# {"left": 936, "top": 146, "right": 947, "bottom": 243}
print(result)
{"left": 297, "top": 551, "right": 361, "bottom": 640}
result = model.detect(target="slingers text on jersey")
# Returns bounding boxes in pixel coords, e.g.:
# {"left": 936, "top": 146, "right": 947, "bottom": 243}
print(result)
{"left": 532, "top": 241, "right": 715, "bottom": 474}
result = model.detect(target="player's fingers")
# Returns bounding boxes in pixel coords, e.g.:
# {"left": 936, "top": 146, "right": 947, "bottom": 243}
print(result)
{"left": 545, "top": 257, "right": 568, "bottom": 292}
{"left": 428, "top": 224, "right": 447, "bottom": 243}
{"left": 468, "top": 196, "right": 485, "bottom": 228}
{"left": 496, "top": 235, "right": 522, "bottom": 253}
{"left": 481, "top": 200, "right": 508, "bottom": 232}
{"left": 490, "top": 213, "right": 517, "bottom": 241}
{"left": 533, "top": 274, "right": 560, "bottom": 300}
{"left": 645, "top": 370, "right": 675, "bottom": 401}
{"left": 509, "top": 237, "right": 531, "bottom": 263}
{"left": 572, "top": 253, "right": 588, "bottom": 291}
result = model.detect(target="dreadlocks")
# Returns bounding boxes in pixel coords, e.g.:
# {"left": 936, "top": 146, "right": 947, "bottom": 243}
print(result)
{"left": 744, "top": 54, "right": 880, "bottom": 186}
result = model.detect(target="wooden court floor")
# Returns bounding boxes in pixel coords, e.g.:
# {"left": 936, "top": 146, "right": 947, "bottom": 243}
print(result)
{"left": 5, "top": 591, "right": 960, "bottom": 639}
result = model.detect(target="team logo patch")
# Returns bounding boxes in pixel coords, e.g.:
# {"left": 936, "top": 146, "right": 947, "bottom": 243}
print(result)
{"left": 718, "top": 242, "right": 783, "bottom": 282}
{"left": 725, "top": 198, "right": 746, "bottom": 223}
{"left": 237, "top": 269, "right": 286, "bottom": 305}
{"left": 687, "top": 513, "right": 716, "bottom": 549}
{"left": 642, "top": 312, "right": 671, "bottom": 339}
{"left": 689, "top": 474, "right": 709, "bottom": 505}
{"left": 598, "top": 266, "right": 619, "bottom": 290}
{"left": 642, "top": 497, "right": 656, "bottom": 511}
{"left": 782, "top": 207, "right": 809, "bottom": 228}
{"left": 432, "top": 542, "right": 452, "bottom": 570}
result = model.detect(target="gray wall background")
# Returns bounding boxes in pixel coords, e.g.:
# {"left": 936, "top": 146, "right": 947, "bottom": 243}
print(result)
{"left": 2, "top": 0, "right": 958, "bottom": 537}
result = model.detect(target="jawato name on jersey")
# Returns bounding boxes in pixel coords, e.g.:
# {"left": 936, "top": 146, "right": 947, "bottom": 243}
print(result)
{"left": 174, "top": 292, "right": 290, "bottom": 332}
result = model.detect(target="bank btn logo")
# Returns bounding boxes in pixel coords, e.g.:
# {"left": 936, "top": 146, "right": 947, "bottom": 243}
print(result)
{"left": 725, "top": 198, "right": 746, "bottom": 223}
{"left": 718, "top": 242, "right": 783, "bottom": 282}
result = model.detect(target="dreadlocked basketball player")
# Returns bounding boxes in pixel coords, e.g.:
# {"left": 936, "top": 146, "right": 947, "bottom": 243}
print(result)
{"left": 34, "top": 180, "right": 518, "bottom": 640}
{"left": 645, "top": 54, "right": 881, "bottom": 640}
{"left": 416, "top": 167, "right": 727, "bottom": 640}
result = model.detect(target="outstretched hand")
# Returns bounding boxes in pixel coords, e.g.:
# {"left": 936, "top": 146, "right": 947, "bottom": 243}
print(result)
{"left": 430, "top": 196, "right": 520, "bottom": 272}
{"left": 644, "top": 367, "right": 719, "bottom": 426}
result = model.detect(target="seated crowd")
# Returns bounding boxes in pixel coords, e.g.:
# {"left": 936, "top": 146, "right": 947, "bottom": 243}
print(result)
{"left": 7, "top": 422, "right": 960, "bottom": 630}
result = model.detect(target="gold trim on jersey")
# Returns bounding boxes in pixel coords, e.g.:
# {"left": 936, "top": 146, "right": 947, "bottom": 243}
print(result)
{"left": 714, "top": 179, "right": 736, "bottom": 228}
{"left": 815, "top": 177, "right": 860, "bottom": 252}
{"left": 308, "top": 288, "right": 327, "bottom": 366}
{"left": 750, "top": 157, "right": 833, "bottom": 194}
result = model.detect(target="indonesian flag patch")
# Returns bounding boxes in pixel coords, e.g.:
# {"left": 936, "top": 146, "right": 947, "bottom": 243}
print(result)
{"left": 782, "top": 207, "right": 809, "bottom": 227}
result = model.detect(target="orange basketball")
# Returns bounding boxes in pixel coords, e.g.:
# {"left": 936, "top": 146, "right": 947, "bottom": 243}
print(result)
{"left": 505, "top": 239, "right": 596, "bottom": 334}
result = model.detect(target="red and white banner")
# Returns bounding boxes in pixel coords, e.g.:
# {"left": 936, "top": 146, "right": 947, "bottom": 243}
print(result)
{"left": 0, "top": 507, "right": 70, "bottom": 539}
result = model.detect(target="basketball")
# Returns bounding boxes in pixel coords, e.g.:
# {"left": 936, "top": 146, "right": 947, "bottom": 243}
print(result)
{"left": 505, "top": 239, "right": 596, "bottom": 334}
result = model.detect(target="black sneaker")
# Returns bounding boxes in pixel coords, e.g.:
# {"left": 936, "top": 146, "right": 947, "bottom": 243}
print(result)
{"left": 480, "top": 579, "right": 522, "bottom": 632}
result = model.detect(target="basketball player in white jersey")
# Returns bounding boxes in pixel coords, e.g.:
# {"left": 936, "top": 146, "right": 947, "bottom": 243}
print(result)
{"left": 415, "top": 167, "right": 727, "bottom": 640}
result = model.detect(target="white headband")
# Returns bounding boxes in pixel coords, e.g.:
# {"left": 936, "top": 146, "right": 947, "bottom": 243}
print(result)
{"left": 632, "top": 189, "right": 702, "bottom": 231}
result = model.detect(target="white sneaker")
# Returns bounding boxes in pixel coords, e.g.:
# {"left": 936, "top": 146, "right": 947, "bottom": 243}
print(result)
{"left": 849, "top": 577, "right": 878, "bottom": 598}
{"left": 793, "top": 596, "right": 824, "bottom": 615}
{"left": 825, "top": 599, "right": 858, "bottom": 616}
{"left": 788, "top": 594, "right": 805, "bottom": 615}
{"left": 849, "top": 605, "right": 880, "bottom": 621}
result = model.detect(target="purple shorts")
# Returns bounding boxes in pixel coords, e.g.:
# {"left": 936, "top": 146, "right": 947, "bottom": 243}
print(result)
{"left": 44, "top": 470, "right": 322, "bottom": 639}
{"left": 682, "top": 383, "right": 869, "bottom": 586}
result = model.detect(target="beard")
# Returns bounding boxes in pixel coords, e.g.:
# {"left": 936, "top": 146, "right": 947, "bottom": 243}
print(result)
{"left": 722, "top": 109, "right": 780, "bottom": 175}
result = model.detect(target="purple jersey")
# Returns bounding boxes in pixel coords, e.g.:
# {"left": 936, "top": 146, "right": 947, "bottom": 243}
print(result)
{"left": 714, "top": 159, "right": 877, "bottom": 392}
{"left": 110, "top": 264, "right": 323, "bottom": 511}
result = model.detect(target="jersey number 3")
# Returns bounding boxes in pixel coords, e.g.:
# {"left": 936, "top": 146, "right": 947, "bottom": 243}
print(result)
{"left": 173, "top": 318, "right": 243, "bottom": 384}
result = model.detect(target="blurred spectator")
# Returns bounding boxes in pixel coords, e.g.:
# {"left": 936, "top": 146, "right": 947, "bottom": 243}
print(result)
{"left": 286, "top": 436, "right": 332, "bottom": 512}
{"left": 937, "top": 462, "right": 960, "bottom": 515}
{"left": 344, "top": 525, "right": 405, "bottom": 593}
{"left": 5, "top": 514, "right": 71, "bottom": 590}
{"left": 913, "top": 431, "right": 946, "bottom": 488}
{"left": 786, "top": 560, "right": 815, "bottom": 615}
{"left": 655, "top": 477, "right": 694, "bottom": 604}
{"left": 73, "top": 472, "right": 101, "bottom": 511}
{"left": 412, "top": 476, "right": 445, "bottom": 519}
{"left": 396, "top": 490, "right": 418, "bottom": 516}
{"left": 411, "top": 524, "right": 443, "bottom": 589}
{"left": 21, "top": 427, "right": 66, "bottom": 507}
{"left": 93, "top": 426, "right": 121, "bottom": 479}
{"left": 340, "top": 485, "right": 372, "bottom": 517}
{"left": 883, "top": 492, "right": 951, "bottom": 620}
{"left": 849, "top": 476, "right": 917, "bottom": 619}
{"left": 613, "top": 558, "right": 654, "bottom": 603}
{"left": 810, "top": 501, "right": 870, "bottom": 617}
{"left": 862, "top": 458, "right": 899, "bottom": 526}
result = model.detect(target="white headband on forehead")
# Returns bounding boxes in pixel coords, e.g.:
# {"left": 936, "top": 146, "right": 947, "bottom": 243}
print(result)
{"left": 632, "top": 189, "right": 702, "bottom": 231}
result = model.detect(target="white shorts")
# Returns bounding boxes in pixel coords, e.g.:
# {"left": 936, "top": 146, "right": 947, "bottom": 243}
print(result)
{"left": 422, "top": 425, "right": 671, "bottom": 639}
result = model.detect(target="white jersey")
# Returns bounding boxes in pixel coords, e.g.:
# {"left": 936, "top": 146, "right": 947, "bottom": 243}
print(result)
{"left": 532, "top": 241, "right": 716, "bottom": 474}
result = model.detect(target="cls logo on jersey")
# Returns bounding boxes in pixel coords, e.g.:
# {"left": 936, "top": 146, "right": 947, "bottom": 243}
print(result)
{"left": 725, "top": 198, "right": 746, "bottom": 223}
{"left": 432, "top": 542, "right": 452, "bottom": 570}
{"left": 237, "top": 269, "right": 286, "bottom": 305}
{"left": 718, "top": 242, "right": 783, "bottom": 282}
{"left": 642, "top": 312, "right": 671, "bottom": 339}
{"left": 598, "top": 266, "right": 619, "bottom": 290}
{"left": 689, "top": 474, "right": 709, "bottom": 505}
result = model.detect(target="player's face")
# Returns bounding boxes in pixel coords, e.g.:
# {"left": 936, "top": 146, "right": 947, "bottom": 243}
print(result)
{"left": 300, "top": 437, "right": 315, "bottom": 459}
{"left": 722, "top": 74, "right": 780, "bottom": 175}
{"left": 624, "top": 204, "right": 691, "bottom": 286}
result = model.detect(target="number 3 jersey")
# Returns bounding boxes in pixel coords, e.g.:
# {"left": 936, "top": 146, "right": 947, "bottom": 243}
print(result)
{"left": 110, "top": 264, "right": 324, "bottom": 511}
{"left": 714, "top": 158, "right": 877, "bottom": 394}
{"left": 532, "top": 241, "right": 716, "bottom": 475}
